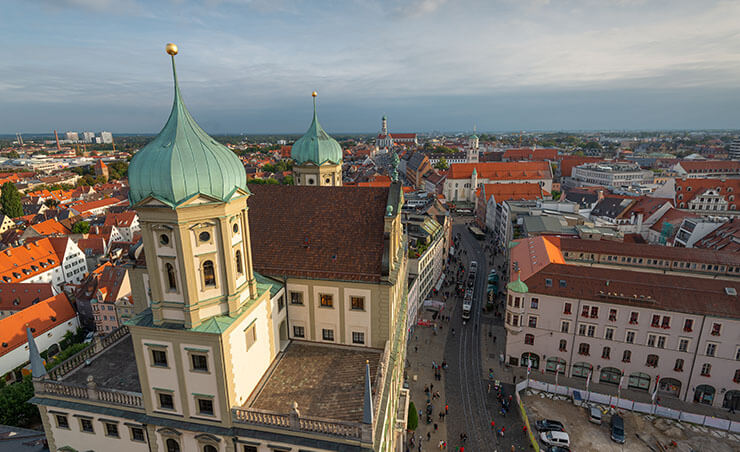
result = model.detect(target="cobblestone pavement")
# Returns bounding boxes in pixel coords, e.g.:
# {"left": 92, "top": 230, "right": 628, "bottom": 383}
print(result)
{"left": 406, "top": 219, "right": 531, "bottom": 452}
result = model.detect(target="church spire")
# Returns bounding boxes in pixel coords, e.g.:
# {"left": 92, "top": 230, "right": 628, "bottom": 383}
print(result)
{"left": 27, "top": 325, "right": 47, "bottom": 379}
{"left": 362, "top": 360, "right": 373, "bottom": 424}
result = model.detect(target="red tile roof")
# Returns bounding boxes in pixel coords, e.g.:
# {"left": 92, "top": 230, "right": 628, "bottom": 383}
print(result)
{"left": 29, "top": 219, "right": 70, "bottom": 236}
{"left": 503, "top": 148, "right": 558, "bottom": 161}
{"left": 103, "top": 211, "right": 137, "bottom": 228}
{"left": 695, "top": 220, "right": 740, "bottom": 252}
{"left": 0, "top": 292, "right": 76, "bottom": 357}
{"left": 649, "top": 207, "right": 699, "bottom": 233}
{"left": 69, "top": 197, "right": 124, "bottom": 214}
{"left": 247, "top": 185, "right": 389, "bottom": 282}
{"left": 677, "top": 160, "right": 740, "bottom": 173}
{"left": 526, "top": 262, "right": 740, "bottom": 319}
{"left": 448, "top": 161, "right": 551, "bottom": 180}
{"left": 0, "top": 283, "right": 55, "bottom": 312}
{"left": 481, "top": 183, "right": 544, "bottom": 203}
{"left": 674, "top": 178, "right": 740, "bottom": 209}
{"left": 0, "top": 238, "right": 66, "bottom": 283}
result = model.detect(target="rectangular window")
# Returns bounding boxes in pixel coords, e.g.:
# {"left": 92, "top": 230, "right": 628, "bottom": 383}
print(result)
{"left": 289, "top": 291, "right": 303, "bottom": 305}
{"left": 530, "top": 298, "right": 539, "bottom": 309}
{"left": 352, "top": 332, "right": 365, "bottom": 344}
{"left": 322, "top": 328, "right": 335, "bottom": 341}
{"left": 245, "top": 323, "right": 257, "bottom": 350}
{"left": 525, "top": 334, "right": 535, "bottom": 345}
{"left": 80, "top": 418, "right": 94, "bottom": 433}
{"left": 319, "top": 294, "right": 333, "bottom": 308}
{"left": 674, "top": 359, "right": 684, "bottom": 372}
{"left": 609, "top": 309, "right": 617, "bottom": 321}
{"left": 647, "top": 334, "right": 656, "bottom": 347}
{"left": 629, "top": 312, "right": 639, "bottom": 324}
{"left": 706, "top": 343, "right": 717, "bottom": 357}
{"left": 651, "top": 314, "right": 660, "bottom": 327}
{"left": 351, "top": 296, "right": 365, "bottom": 310}
{"left": 646, "top": 355, "right": 659, "bottom": 367}
{"left": 55, "top": 414, "right": 69, "bottom": 429}
{"left": 602, "top": 347, "right": 610, "bottom": 359}
{"left": 158, "top": 392, "right": 174, "bottom": 410}
{"left": 587, "top": 325, "right": 595, "bottom": 337}
{"left": 590, "top": 306, "right": 599, "bottom": 318}
{"left": 578, "top": 343, "right": 590, "bottom": 355}
{"left": 278, "top": 295, "right": 285, "bottom": 311}
{"left": 293, "top": 326, "right": 305, "bottom": 338}
{"left": 679, "top": 338, "right": 690, "bottom": 352}
{"left": 711, "top": 323, "right": 721, "bottom": 336}
{"left": 581, "top": 305, "right": 590, "bottom": 317}
{"left": 559, "top": 279, "right": 566, "bottom": 288}
{"left": 657, "top": 336, "right": 666, "bottom": 349}
{"left": 130, "top": 427, "right": 145, "bottom": 442}
{"left": 545, "top": 278, "right": 552, "bottom": 287}
{"left": 561, "top": 321, "right": 569, "bottom": 333}
{"left": 563, "top": 302, "right": 571, "bottom": 314}
{"left": 683, "top": 319, "right": 693, "bottom": 332}
{"left": 104, "top": 422, "right": 119, "bottom": 438}
{"left": 701, "top": 363, "right": 711, "bottom": 376}
{"left": 514, "top": 297, "right": 520, "bottom": 308}
{"left": 197, "top": 398, "right": 214, "bottom": 416}
{"left": 661, "top": 316, "right": 670, "bottom": 328}
{"left": 528, "top": 316, "right": 537, "bottom": 328}
{"left": 578, "top": 324, "right": 586, "bottom": 336}
{"left": 191, "top": 354, "right": 208, "bottom": 372}
{"left": 151, "top": 349, "right": 167, "bottom": 367}
{"left": 626, "top": 331, "right": 635, "bottom": 344}
{"left": 559, "top": 340, "right": 567, "bottom": 351}
{"left": 622, "top": 350, "right": 631, "bottom": 363}
{"left": 604, "top": 328, "right": 614, "bottom": 341}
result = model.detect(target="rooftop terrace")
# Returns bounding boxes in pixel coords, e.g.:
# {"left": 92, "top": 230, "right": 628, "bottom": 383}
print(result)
{"left": 61, "top": 334, "right": 140, "bottom": 392}
{"left": 248, "top": 342, "right": 382, "bottom": 423}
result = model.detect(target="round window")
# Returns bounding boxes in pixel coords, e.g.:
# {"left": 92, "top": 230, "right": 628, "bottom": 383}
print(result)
{"left": 199, "top": 231, "right": 211, "bottom": 242}
{"left": 325, "top": 178, "right": 331, "bottom": 184}
{"left": 233, "top": 223, "right": 239, "bottom": 234}
{"left": 159, "top": 234, "right": 169, "bottom": 245}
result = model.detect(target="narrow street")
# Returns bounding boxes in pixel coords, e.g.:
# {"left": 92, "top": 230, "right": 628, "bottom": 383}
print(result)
{"left": 441, "top": 220, "right": 527, "bottom": 451}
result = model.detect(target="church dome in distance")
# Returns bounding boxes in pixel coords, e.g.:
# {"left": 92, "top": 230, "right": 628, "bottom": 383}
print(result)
{"left": 290, "top": 92, "right": 343, "bottom": 166}
{"left": 128, "top": 44, "right": 246, "bottom": 208}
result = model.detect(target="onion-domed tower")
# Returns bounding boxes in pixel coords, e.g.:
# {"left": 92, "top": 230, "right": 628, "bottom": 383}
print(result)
{"left": 291, "top": 92, "right": 343, "bottom": 186}
{"left": 128, "top": 43, "right": 258, "bottom": 328}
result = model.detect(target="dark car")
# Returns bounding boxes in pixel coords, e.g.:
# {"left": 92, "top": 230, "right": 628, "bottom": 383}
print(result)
{"left": 610, "top": 414, "right": 625, "bottom": 444}
{"left": 535, "top": 419, "right": 566, "bottom": 432}
{"left": 545, "top": 447, "right": 570, "bottom": 452}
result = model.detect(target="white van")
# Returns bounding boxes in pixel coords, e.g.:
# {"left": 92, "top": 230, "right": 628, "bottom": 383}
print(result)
{"left": 540, "top": 430, "right": 570, "bottom": 448}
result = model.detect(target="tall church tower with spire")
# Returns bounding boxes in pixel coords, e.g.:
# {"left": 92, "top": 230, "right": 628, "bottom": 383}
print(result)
{"left": 467, "top": 128, "right": 480, "bottom": 163}
{"left": 291, "top": 92, "right": 343, "bottom": 186}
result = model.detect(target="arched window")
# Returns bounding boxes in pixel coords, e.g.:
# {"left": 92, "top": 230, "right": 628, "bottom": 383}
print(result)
{"left": 203, "top": 446, "right": 217, "bottom": 452}
{"left": 166, "top": 263, "right": 177, "bottom": 291}
{"left": 235, "top": 250, "right": 243, "bottom": 275}
{"left": 203, "top": 261, "right": 216, "bottom": 287}
{"left": 166, "top": 439, "right": 180, "bottom": 452}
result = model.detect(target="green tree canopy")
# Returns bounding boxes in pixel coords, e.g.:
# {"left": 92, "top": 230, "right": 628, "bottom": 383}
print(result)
{"left": 72, "top": 220, "right": 91, "bottom": 234}
{"left": 6, "top": 150, "right": 19, "bottom": 158}
{"left": 434, "top": 158, "right": 449, "bottom": 170}
{"left": 407, "top": 401, "right": 418, "bottom": 431}
{"left": 0, "top": 182, "right": 23, "bottom": 218}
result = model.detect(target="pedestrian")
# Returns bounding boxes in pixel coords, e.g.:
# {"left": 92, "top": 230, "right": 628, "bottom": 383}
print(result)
{"left": 459, "top": 433, "right": 464, "bottom": 442}
{"left": 439, "top": 411, "right": 444, "bottom": 420}
{"left": 502, "top": 426, "right": 506, "bottom": 435}
{"left": 415, "top": 346, "right": 418, "bottom": 353}
{"left": 430, "top": 384, "right": 434, "bottom": 392}
{"left": 445, "top": 404, "right": 448, "bottom": 414}
{"left": 522, "top": 425, "right": 527, "bottom": 435}
{"left": 427, "top": 431, "right": 431, "bottom": 441}
{"left": 490, "top": 420, "right": 495, "bottom": 430}
{"left": 513, "top": 375, "right": 516, "bottom": 384}
{"left": 434, "top": 423, "right": 438, "bottom": 432}
{"left": 511, "top": 446, "right": 515, "bottom": 452}
{"left": 493, "top": 335, "right": 496, "bottom": 343}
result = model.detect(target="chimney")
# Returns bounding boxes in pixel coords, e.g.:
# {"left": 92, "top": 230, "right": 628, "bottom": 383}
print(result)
{"left": 5, "top": 249, "right": 10, "bottom": 256}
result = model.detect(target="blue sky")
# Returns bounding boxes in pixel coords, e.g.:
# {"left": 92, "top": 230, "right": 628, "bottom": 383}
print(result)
{"left": 2, "top": 0, "right": 740, "bottom": 134}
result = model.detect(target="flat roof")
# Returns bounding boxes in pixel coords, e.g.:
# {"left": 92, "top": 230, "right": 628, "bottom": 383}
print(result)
{"left": 61, "top": 335, "right": 140, "bottom": 393}
{"left": 248, "top": 342, "right": 382, "bottom": 423}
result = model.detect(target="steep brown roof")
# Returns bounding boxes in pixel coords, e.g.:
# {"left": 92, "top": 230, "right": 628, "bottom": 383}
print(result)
{"left": 247, "top": 185, "right": 389, "bottom": 282}
{"left": 0, "top": 283, "right": 55, "bottom": 312}
{"left": 525, "top": 263, "right": 740, "bottom": 319}
{"left": 559, "top": 236, "right": 740, "bottom": 267}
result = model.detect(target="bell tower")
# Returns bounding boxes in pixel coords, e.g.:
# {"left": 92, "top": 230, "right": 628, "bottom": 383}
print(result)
{"left": 291, "top": 92, "right": 343, "bottom": 187}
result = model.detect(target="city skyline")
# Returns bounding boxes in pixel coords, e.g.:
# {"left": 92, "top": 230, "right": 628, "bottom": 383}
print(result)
{"left": 2, "top": 0, "right": 740, "bottom": 133}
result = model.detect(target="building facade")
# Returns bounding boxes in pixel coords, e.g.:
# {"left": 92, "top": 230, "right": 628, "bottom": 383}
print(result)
{"left": 443, "top": 162, "right": 553, "bottom": 203}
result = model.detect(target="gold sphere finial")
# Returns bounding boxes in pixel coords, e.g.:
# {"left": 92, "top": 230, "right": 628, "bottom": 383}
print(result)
{"left": 312, "top": 91, "right": 318, "bottom": 97}
{"left": 166, "top": 43, "right": 178, "bottom": 56}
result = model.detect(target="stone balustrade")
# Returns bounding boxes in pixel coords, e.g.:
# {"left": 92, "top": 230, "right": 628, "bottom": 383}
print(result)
{"left": 232, "top": 407, "right": 368, "bottom": 441}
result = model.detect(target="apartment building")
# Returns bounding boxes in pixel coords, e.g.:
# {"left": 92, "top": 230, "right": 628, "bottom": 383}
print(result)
{"left": 505, "top": 236, "right": 740, "bottom": 410}
{"left": 672, "top": 160, "right": 740, "bottom": 179}
{"left": 570, "top": 162, "right": 653, "bottom": 188}
{"left": 0, "top": 237, "right": 88, "bottom": 291}
{"left": 444, "top": 161, "right": 553, "bottom": 203}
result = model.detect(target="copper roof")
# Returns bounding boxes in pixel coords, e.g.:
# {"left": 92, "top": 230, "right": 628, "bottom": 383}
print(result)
{"left": 247, "top": 184, "right": 389, "bottom": 282}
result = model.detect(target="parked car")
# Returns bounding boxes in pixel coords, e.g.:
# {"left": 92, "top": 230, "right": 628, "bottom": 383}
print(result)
{"left": 540, "top": 431, "right": 570, "bottom": 448}
{"left": 610, "top": 414, "right": 625, "bottom": 444}
{"left": 588, "top": 406, "right": 603, "bottom": 425}
{"left": 535, "top": 419, "right": 565, "bottom": 432}
{"left": 545, "top": 447, "right": 571, "bottom": 452}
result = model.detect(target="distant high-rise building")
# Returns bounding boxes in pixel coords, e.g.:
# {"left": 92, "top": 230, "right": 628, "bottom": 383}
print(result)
{"left": 64, "top": 131, "right": 79, "bottom": 142}
{"left": 100, "top": 131, "right": 113, "bottom": 144}
{"left": 82, "top": 131, "right": 95, "bottom": 143}
{"left": 730, "top": 137, "right": 740, "bottom": 160}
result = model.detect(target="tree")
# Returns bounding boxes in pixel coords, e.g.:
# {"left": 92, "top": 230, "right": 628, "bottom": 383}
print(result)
{"left": 0, "top": 182, "right": 23, "bottom": 218}
{"left": 0, "top": 376, "right": 37, "bottom": 426}
{"left": 281, "top": 175, "right": 294, "bottom": 185}
{"left": 434, "top": 158, "right": 449, "bottom": 170}
{"left": 407, "top": 401, "right": 418, "bottom": 431}
{"left": 72, "top": 220, "right": 91, "bottom": 234}
{"left": 6, "top": 150, "right": 19, "bottom": 158}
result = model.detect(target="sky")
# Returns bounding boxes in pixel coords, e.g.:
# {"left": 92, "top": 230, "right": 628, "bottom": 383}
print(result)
{"left": 1, "top": 0, "right": 740, "bottom": 134}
